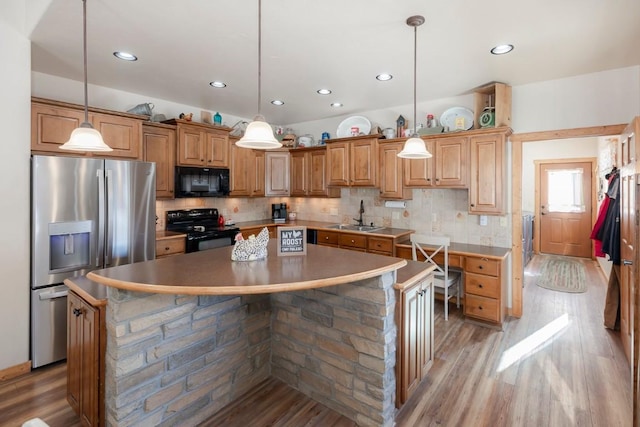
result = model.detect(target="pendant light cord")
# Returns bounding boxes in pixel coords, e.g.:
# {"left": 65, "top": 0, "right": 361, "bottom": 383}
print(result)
{"left": 257, "top": 0, "right": 262, "bottom": 117}
{"left": 82, "top": 0, "right": 89, "bottom": 124}
{"left": 412, "top": 23, "right": 417, "bottom": 137}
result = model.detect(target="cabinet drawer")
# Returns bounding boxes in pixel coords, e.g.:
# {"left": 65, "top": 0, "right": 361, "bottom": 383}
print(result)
{"left": 465, "top": 272, "right": 500, "bottom": 298}
{"left": 339, "top": 233, "right": 368, "bottom": 249}
{"left": 410, "top": 247, "right": 463, "bottom": 268}
{"left": 465, "top": 257, "right": 499, "bottom": 276}
{"left": 155, "top": 238, "right": 185, "bottom": 258}
{"left": 318, "top": 230, "right": 340, "bottom": 246}
{"left": 368, "top": 237, "right": 393, "bottom": 254}
{"left": 464, "top": 294, "right": 500, "bottom": 323}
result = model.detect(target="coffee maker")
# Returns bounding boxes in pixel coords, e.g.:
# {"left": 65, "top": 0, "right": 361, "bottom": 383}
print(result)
{"left": 272, "top": 203, "right": 287, "bottom": 222}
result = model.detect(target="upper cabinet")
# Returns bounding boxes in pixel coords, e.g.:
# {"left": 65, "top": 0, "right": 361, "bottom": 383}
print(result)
{"left": 31, "top": 97, "right": 144, "bottom": 159}
{"left": 290, "top": 147, "right": 340, "bottom": 198}
{"left": 379, "top": 140, "right": 411, "bottom": 200}
{"left": 165, "top": 119, "right": 230, "bottom": 168}
{"left": 143, "top": 123, "right": 176, "bottom": 199}
{"left": 402, "top": 136, "right": 467, "bottom": 189}
{"left": 326, "top": 135, "right": 379, "bottom": 187}
{"left": 469, "top": 131, "right": 508, "bottom": 214}
{"left": 229, "top": 136, "right": 265, "bottom": 197}
{"left": 265, "top": 150, "right": 290, "bottom": 196}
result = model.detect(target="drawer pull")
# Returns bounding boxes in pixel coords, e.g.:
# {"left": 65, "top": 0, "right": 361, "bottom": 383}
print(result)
{"left": 165, "top": 247, "right": 170, "bottom": 251}
{"left": 479, "top": 306, "right": 483, "bottom": 310}
{"left": 478, "top": 284, "right": 483, "bottom": 288}
{"left": 351, "top": 239, "right": 355, "bottom": 243}
{"left": 325, "top": 236, "right": 329, "bottom": 240}
{"left": 478, "top": 265, "right": 483, "bottom": 270}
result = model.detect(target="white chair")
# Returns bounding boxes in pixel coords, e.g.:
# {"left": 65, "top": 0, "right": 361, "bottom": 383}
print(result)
{"left": 410, "top": 234, "right": 462, "bottom": 321}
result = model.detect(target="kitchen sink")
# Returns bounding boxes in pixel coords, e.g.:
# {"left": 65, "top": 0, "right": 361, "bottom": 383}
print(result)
{"left": 326, "top": 224, "right": 385, "bottom": 232}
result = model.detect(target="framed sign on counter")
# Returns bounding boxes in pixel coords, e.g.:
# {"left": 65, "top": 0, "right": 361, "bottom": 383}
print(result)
{"left": 277, "top": 226, "right": 307, "bottom": 256}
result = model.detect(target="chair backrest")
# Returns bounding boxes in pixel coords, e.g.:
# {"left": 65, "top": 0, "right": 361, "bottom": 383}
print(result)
{"left": 410, "top": 233, "right": 451, "bottom": 278}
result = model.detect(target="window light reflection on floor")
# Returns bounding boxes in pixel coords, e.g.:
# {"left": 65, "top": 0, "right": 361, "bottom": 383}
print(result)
{"left": 497, "top": 313, "right": 570, "bottom": 372}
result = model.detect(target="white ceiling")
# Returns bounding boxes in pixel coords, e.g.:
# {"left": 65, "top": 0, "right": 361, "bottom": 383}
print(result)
{"left": 29, "top": 0, "right": 640, "bottom": 125}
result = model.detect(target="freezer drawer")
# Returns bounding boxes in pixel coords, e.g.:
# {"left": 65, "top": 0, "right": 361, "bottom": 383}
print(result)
{"left": 31, "top": 284, "right": 68, "bottom": 368}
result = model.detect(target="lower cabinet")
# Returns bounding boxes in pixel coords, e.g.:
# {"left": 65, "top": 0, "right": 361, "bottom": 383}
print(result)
{"left": 67, "top": 290, "right": 106, "bottom": 427}
{"left": 396, "top": 273, "right": 434, "bottom": 406}
{"left": 239, "top": 226, "right": 276, "bottom": 239}
{"left": 463, "top": 256, "right": 506, "bottom": 327}
{"left": 316, "top": 230, "right": 396, "bottom": 256}
{"left": 155, "top": 234, "right": 186, "bottom": 258}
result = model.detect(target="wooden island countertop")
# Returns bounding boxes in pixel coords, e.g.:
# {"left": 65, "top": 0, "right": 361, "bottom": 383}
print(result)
{"left": 86, "top": 240, "right": 407, "bottom": 295}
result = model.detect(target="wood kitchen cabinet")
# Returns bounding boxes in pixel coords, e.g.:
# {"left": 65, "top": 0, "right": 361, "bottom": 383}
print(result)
{"left": 326, "top": 135, "right": 379, "bottom": 187}
{"left": 316, "top": 229, "right": 398, "bottom": 257}
{"left": 463, "top": 255, "right": 507, "bottom": 327}
{"left": 166, "top": 119, "right": 230, "bottom": 168}
{"left": 239, "top": 226, "right": 276, "bottom": 239}
{"left": 395, "top": 263, "right": 434, "bottom": 406}
{"left": 31, "top": 97, "right": 143, "bottom": 159}
{"left": 143, "top": 123, "right": 176, "bottom": 199}
{"left": 290, "top": 147, "right": 340, "bottom": 198}
{"left": 265, "top": 150, "right": 290, "bottom": 196}
{"left": 402, "top": 136, "right": 466, "bottom": 188}
{"left": 67, "top": 286, "right": 106, "bottom": 427}
{"left": 469, "top": 130, "right": 509, "bottom": 214}
{"left": 229, "top": 136, "right": 265, "bottom": 197}
{"left": 155, "top": 232, "right": 186, "bottom": 258}
{"left": 379, "top": 140, "right": 411, "bottom": 200}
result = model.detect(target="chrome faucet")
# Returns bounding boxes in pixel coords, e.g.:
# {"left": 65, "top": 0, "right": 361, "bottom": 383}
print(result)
{"left": 354, "top": 200, "right": 365, "bottom": 226}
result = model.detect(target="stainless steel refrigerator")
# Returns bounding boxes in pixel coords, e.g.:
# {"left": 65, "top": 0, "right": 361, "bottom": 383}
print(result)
{"left": 30, "top": 155, "right": 156, "bottom": 368}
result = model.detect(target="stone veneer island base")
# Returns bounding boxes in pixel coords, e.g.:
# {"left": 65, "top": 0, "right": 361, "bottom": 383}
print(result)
{"left": 89, "top": 242, "right": 406, "bottom": 426}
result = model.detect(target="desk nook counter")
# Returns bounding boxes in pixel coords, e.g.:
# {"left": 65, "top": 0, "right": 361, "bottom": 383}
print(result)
{"left": 85, "top": 242, "right": 419, "bottom": 426}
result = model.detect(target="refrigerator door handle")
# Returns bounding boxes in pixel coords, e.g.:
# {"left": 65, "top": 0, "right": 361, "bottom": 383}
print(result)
{"left": 38, "top": 290, "right": 69, "bottom": 300}
{"left": 97, "top": 169, "right": 106, "bottom": 267}
{"left": 105, "top": 168, "right": 113, "bottom": 266}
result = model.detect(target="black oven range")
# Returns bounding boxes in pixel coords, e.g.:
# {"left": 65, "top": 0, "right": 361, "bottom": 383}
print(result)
{"left": 166, "top": 209, "right": 240, "bottom": 253}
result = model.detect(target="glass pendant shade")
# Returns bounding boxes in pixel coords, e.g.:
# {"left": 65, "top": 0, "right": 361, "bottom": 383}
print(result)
{"left": 236, "top": 115, "right": 282, "bottom": 149}
{"left": 60, "top": 122, "right": 113, "bottom": 151}
{"left": 398, "top": 136, "right": 432, "bottom": 159}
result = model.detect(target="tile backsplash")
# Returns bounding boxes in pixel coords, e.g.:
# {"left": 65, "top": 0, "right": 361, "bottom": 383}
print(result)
{"left": 156, "top": 188, "right": 511, "bottom": 248}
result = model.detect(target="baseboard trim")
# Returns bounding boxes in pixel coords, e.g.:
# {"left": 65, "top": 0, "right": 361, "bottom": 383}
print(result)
{"left": 0, "top": 360, "right": 31, "bottom": 382}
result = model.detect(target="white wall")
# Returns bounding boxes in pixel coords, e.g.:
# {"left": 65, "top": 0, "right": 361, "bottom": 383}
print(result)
{"left": 31, "top": 72, "right": 249, "bottom": 130}
{"left": 0, "top": 8, "right": 32, "bottom": 371}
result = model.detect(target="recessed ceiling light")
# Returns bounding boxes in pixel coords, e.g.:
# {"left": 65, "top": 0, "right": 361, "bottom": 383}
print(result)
{"left": 271, "top": 100, "right": 284, "bottom": 106}
{"left": 317, "top": 89, "right": 332, "bottom": 95}
{"left": 331, "top": 102, "right": 343, "bottom": 107}
{"left": 113, "top": 51, "right": 137, "bottom": 61}
{"left": 376, "top": 73, "right": 393, "bottom": 81}
{"left": 209, "top": 81, "right": 227, "bottom": 88}
{"left": 490, "top": 44, "right": 514, "bottom": 55}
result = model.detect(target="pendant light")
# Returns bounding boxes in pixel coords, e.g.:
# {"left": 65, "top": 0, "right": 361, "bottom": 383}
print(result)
{"left": 60, "top": 0, "right": 112, "bottom": 152}
{"left": 236, "top": 0, "right": 282, "bottom": 150}
{"left": 398, "top": 15, "right": 431, "bottom": 159}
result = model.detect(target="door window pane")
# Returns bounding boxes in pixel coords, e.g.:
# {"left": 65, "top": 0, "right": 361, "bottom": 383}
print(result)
{"left": 547, "top": 168, "right": 585, "bottom": 212}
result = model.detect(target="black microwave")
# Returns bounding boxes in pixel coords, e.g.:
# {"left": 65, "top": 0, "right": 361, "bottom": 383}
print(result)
{"left": 175, "top": 166, "right": 230, "bottom": 198}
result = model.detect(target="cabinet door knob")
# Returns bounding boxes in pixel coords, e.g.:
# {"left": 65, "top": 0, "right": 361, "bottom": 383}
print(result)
{"left": 478, "top": 306, "right": 483, "bottom": 310}
{"left": 165, "top": 247, "right": 170, "bottom": 251}
{"left": 73, "top": 308, "right": 82, "bottom": 317}
{"left": 478, "top": 284, "right": 483, "bottom": 288}
{"left": 470, "top": 204, "right": 475, "bottom": 207}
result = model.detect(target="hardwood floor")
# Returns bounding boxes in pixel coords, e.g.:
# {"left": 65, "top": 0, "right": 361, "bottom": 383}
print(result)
{"left": 0, "top": 255, "right": 630, "bottom": 427}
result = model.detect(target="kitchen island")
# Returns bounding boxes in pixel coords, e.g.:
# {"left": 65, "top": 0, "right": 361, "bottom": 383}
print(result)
{"left": 86, "top": 241, "right": 413, "bottom": 426}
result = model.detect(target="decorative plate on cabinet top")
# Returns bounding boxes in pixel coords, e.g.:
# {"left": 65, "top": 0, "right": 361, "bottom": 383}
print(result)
{"left": 336, "top": 116, "right": 371, "bottom": 138}
{"left": 440, "top": 107, "right": 474, "bottom": 131}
